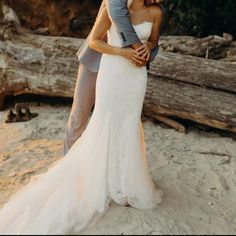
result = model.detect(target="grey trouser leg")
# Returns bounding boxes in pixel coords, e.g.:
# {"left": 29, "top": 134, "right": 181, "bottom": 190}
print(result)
{"left": 63, "top": 64, "right": 97, "bottom": 156}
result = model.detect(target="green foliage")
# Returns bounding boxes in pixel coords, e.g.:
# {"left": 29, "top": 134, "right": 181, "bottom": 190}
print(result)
{"left": 164, "top": 0, "right": 236, "bottom": 37}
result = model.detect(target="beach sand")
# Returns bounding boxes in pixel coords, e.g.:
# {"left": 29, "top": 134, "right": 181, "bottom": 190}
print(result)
{"left": 0, "top": 104, "right": 236, "bottom": 235}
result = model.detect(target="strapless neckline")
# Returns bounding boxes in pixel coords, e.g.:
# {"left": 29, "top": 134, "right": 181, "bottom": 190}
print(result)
{"left": 108, "top": 21, "right": 153, "bottom": 47}
{"left": 132, "top": 21, "right": 153, "bottom": 27}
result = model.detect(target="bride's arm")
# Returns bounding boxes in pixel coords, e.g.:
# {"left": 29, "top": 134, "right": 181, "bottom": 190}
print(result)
{"left": 90, "top": 8, "right": 143, "bottom": 64}
{"left": 148, "top": 7, "right": 164, "bottom": 50}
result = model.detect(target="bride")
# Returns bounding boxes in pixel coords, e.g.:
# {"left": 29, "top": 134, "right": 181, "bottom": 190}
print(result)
{"left": 0, "top": 0, "right": 164, "bottom": 234}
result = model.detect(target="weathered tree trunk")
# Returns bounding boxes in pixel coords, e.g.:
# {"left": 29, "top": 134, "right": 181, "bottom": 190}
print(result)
{"left": 220, "top": 41, "right": 236, "bottom": 63}
{"left": 144, "top": 75, "right": 236, "bottom": 133}
{"left": 146, "top": 50, "right": 236, "bottom": 132}
{"left": 160, "top": 34, "right": 236, "bottom": 62}
{"left": 1, "top": 28, "right": 236, "bottom": 132}
{"left": 0, "top": 30, "right": 83, "bottom": 111}
{"left": 149, "top": 50, "right": 236, "bottom": 93}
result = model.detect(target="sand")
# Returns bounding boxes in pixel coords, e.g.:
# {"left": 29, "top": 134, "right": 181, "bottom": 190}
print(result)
{"left": 0, "top": 104, "right": 236, "bottom": 235}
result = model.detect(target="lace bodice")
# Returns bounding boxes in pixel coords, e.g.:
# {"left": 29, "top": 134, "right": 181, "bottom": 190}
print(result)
{"left": 108, "top": 21, "right": 153, "bottom": 47}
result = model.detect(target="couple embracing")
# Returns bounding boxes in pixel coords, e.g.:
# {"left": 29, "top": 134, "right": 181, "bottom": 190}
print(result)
{"left": 0, "top": 0, "right": 165, "bottom": 234}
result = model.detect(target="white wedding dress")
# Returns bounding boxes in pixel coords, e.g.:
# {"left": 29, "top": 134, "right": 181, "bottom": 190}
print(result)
{"left": 0, "top": 21, "right": 162, "bottom": 235}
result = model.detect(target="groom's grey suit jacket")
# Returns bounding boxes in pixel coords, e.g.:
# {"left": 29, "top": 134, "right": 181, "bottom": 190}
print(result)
{"left": 77, "top": 0, "right": 161, "bottom": 73}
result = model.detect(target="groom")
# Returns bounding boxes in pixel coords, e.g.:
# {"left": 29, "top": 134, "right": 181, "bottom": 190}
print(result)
{"left": 63, "top": 0, "right": 164, "bottom": 155}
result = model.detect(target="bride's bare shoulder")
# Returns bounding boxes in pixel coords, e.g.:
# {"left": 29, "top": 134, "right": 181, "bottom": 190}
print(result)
{"left": 148, "top": 5, "right": 164, "bottom": 21}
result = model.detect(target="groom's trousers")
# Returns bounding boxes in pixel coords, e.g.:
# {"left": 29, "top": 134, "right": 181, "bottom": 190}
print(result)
{"left": 63, "top": 64, "right": 97, "bottom": 155}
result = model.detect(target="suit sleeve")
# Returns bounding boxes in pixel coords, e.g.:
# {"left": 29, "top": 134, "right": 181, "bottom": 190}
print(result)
{"left": 105, "top": 0, "right": 141, "bottom": 47}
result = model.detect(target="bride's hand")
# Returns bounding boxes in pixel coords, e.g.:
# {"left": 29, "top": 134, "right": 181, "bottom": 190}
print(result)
{"left": 120, "top": 48, "right": 146, "bottom": 67}
{"left": 136, "top": 43, "right": 152, "bottom": 62}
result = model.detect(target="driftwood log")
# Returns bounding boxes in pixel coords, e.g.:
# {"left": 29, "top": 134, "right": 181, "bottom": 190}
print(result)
{"left": 1, "top": 27, "right": 236, "bottom": 133}
{"left": 0, "top": 28, "right": 83, "bottom": 103}
{"left": 160, "top": 34, "right": 236, "bottom": 63}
